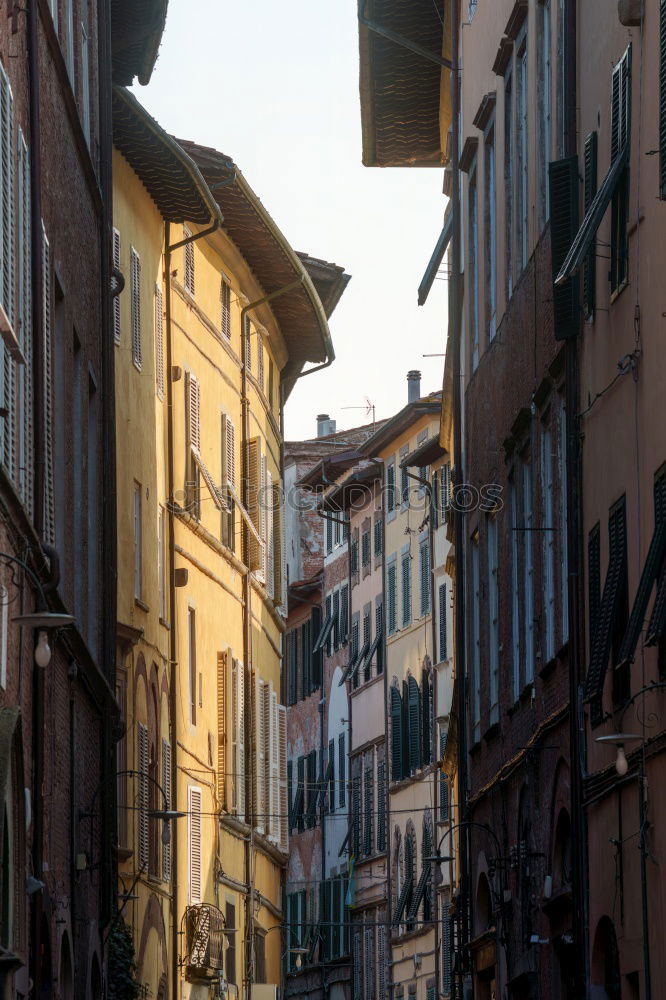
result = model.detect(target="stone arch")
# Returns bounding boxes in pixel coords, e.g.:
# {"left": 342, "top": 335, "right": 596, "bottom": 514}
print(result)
{"left": 58, "top": 929, "right": 74, "bottom": 999}
{"left": 88, "top": 951, "right": 102, "bottom": 1000}
{"left": 137, "top": 892, "right": 168, "bottom": 987}
{"left": 0, "top": 707, "right": 25, "bottom": 954}
{"left": 133, "top": 652, "right": 148, "bottom": 702}
{"left": 591, "top": 916, "right": 621, "bottom": 1000}
{"left": 475, "top": 871, "right": 493, "bottom": 935}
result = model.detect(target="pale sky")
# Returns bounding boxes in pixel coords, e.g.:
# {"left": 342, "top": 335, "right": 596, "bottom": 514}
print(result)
{"left": 137, "top": 0, "right": 449, "bottom": 440}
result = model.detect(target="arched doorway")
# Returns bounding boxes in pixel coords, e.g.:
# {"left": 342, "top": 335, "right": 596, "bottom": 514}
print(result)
{"left": 591, "top": 917, "right": 621, "bottom": 1000}
{"left": 58, "top": 931, "right": 73, "bottom": 1000}
{"left": 89, "top": 952, "right": 102, "bottom": 1000}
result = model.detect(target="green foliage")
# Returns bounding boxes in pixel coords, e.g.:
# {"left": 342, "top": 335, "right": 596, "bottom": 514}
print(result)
{"left": 107, "top": 917, "right": 141, "bottom": 1000}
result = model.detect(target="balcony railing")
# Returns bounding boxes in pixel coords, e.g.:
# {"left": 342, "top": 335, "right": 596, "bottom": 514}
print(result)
{"left": 184, "top": 904, "right": 225, "bottom": 979}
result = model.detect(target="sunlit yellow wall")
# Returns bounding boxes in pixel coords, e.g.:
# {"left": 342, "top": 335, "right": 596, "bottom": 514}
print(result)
{"left": 113, "top": 147, "right": 172, "bottom": 999}
{"left": 169, "top": 219, "right": 286, "bottom": 995}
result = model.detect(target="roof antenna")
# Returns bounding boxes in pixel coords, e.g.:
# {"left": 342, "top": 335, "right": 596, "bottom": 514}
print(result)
{"left": 342, "top": 397, "right": 376, "bottom": 429}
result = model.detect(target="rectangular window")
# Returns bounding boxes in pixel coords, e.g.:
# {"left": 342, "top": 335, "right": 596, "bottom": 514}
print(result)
{"left": 420, "top": 541, "right": 431, "bottom": 617}
{"left": 488, "top": 517, "right": 499, "bottom": 723}
{"left": 133, "top": 482, "right": 142, "bottom": 600}
{"left": 400, "top": 448, "right": 409, "bottom": 505}
{"left": 471, "top": 534, "right": 481, "bottom": 741}
{"left": 504, "top": 67, "right": 514, "bottom": 299}
{"left": 439, "top": 582, "right": 448, "bottom": 662}
{"left": 130, "top": 247, "right": 142, "bottom": 370}
{"left": 338, "top": 733, "right": 346, "bottom": 809}
{"left": 362, "top": 529, "right": 370, "bottom": 567}
{"left": 386, "top": 461, "right": 396, "bottom": 514}
{"left": 468, "top": 161, "right": 479, "bottom": 370}
{"left": 226, "top": 902, "right": 237, "bottom": 983}
{"left": 485, "top": 122, "right": 497, "bottom": 340}
{"left": 221, "top": 278, "right": 231, "bottom": 338}
{"left": 538, "top": 0, "right": 552, "bottom": 228}
{"left": 542, "top": 425, "right": 556, "bottom": 662}
{"left": 610, "top": 46, "right": 631, "bottom": 294}
{"left": 189, "top": 608, "right": 197, "bottom": 725}
{"left": 188, "top": 785, "right": 202, "bottom": 904}
{"left": 387, "top": 559, "right": 397, "bottom": 634}
{"left": 112, "top": 228, "right": 121, "bottom": 344}
{"left": 516, "top": 37, "right": 529, "bottom": 272}
{"left": 326, "top": 514, "right": 333, "bottom": 554}
{"left": 184, "top": 226, "right": 195, "bottom": 295}
{"left": 523, "top": 459, "right": 535, "bottom": 683}
{"left": 155, "top": 284, "right": 164, "bottom": 398}
{"left": 583, "top": 131, "right": 598, "bottom": 319}
{"left": 158, "top": 506, "right": 166, "bottom": 621}
{"left": 374, "top": 518, "right": 382, "bottom": 555}
{"left": 510, "top": 476, "right": 521, "bottom": 700}
{"left": 401, "top": 552, "right": 412, "bottom": 627}
{"left": 137, "top": 722, "right": 149, "bottom": 869}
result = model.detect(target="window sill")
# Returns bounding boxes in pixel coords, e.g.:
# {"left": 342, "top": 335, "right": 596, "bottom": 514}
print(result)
{"left": 134, "top": 598, "right": 149, "bottom": 613}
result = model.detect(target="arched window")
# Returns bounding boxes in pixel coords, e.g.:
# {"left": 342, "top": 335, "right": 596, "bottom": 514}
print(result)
{"left": 422, "top": 814, "right": 433, "bottom": 921}
{"left": 553, "top": 808, "right": 572, "bottom": 890}
{"left": 404, "top": 823, "right": 416, "bottom": 930}
{"left": 421, "top": 666, "right": 433, "bottom": 764}
{"left": 475, "top": 872, "right": 493, "bottom": 936}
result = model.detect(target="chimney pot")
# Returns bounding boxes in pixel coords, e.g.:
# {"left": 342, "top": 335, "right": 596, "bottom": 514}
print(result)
{"left": 407, "top": 370, "right": 422, "bottom": 403}
{"left": 317, "top": 414, "right": 332, "bottom": 438}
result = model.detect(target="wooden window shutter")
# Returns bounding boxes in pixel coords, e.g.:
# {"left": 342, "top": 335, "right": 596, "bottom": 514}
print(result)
{"left": 260, "top": 453, "right": 268, "bottom": 579}
{"left": 217, "top": 651, "right": 227, "bottom": 808}
{"left": 186, "top": 371, "right": 201, "bottom": 455}
{"left": 269, "top": 688, "right": 279, "bottom": 842}
{"left": 421, "top": 670, "right": 431, "bottom": 764}
{"left": 363, "top": 760, "right": 373, "bottom": 855}
{"left": 376, "top": 759, "right": 386, "bottom": 850}
{"left": 273, "top": 479, "right": 284, "bottom": 607}
{"left": 548, "top": 156, "right": 579, "bottom": 340}
{"left": 220, "top": 278, "right": 231, "bottom": 338}
{"left": 243, "top": 315, "right": 251, "bottom": 372}
{"left": 278, "top": 703, "right": 288, "bottom": 852}
{"left": 183, "top": 225, "right": 195, "bottom": 294}
{"left": 588, "top": 523, "right": 601, "bottom": 660}
{"left": 387, "top": 563, "right": 397, "bottom": 634}
{"left": 187, "top": 785, "right": 202, "bottom": 904}
{"left": 661, "top": 0, "right": 666, "bottom": 198}
{"left": 112, "top": 228, "right": 121, "bottom": 343}
{"left": 401, "top": 553, "right": 411, "bottom": 626}
{"left": 246, "top": 437, "right": 263, "bottom": 571}
{"left": 439, "top": 582, "right": 447, "bottom": 661}
{"left": 352, "top": 772, "right": 361, "bottom": 857}
{"left": 231, "top": 658, "right": 246, "bottom": 821}
{"left": 16, "top": 133, "right": 31, "bottom": 515}
{"left": 130, "top": 247, "right": 142, "bottom": 369}
{"left": 137, "top": 722, "right": 149, "bottom": 869}
{"left": 42, "top": 224, "right": 55, "bottom": 545}
{"left": 161, "top": 738, "right": 172, "bottom": 882}
{"left": 583, "top": 132, "right": 598, "bottom": 319}
{"left": 420, "top": 541, "right": 430, "bottom": 616}
{"left": 439, "top": 727, "right": 449, "bottom": 821}
{"left": 378, "top": 924, "right": 387, "bottom": 999}
{"left": 266, "top": 468, "right": 275, "bottom": 599}
{"left": 155, "top": 283, "right": 164, "bottom": 398}
{"left": 364, "top": 926, "right": 374, "bottom": 999}
{"left": 408, "top": 676, "right": 422, "bottom": 773}
{"left": 0, "top": 67, "right": 15, "bottom": 329}
{"left": 253, "top": 672, "right": 266, "bottom": 833}
{"left": 257, "top": 335, "right": 264, "bottom": 391}
{"left": 390, "top": 685, "right": 403, "bottom": 781}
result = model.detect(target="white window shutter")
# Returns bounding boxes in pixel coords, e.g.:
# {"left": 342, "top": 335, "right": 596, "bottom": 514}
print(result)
{"left": 217, "top": 651, "right": 227, "bottom": 809}
{"left": 188, "top": 785, "right": 202, "bottom": 904}
{"left": 161, "top": 738, "right": 172, "bottom": 882}
{"left": 257, "top": 336, "right": 264, "bottom": 391}
{"left": 220, "top": 278, "right": 231, "bottom": 338}
{"left": 17, "top": 133, "right": 32, "bottom": 517}
{"left": 260, "top": 454, "right": 267, "bottom": 580}
{"left": 42, "top": 224, "right": 55, "bottom": 545}
{"left": 184, "top": 226, "right": 195, "bottom": 295}
{"left": 269, "top": 688, "right": 279, "bottom": 843}
{"left": 253, "top": 672, "right": 266, "bottom": 833}
{"left": 247, "top": 437, "right": 263, "bottom": 571}
{"left": 186, "top": 371, "right": 200, "bottom": 454}
{"left": 112, "top": 228, "right": 121, "bottom": 344}
{"left": 130, "top": 247, "right": 142, "bottom": 369}
{"left": 234, "top": 659, "right": 246, "bottom": 822}
{"left": 155, "top": 283, "right": 164, "bottom": 398}
{"left": 0, "top": 66, "right": 15, "bottom": 328}
{"left": 138, "top": 722, "right": 149, "bottom": 870}
{"left": 278, "top": 704, "right": 288, "bottom": 853}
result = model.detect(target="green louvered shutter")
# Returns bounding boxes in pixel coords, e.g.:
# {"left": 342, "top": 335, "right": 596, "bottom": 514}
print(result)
{"left": 408, "top": 676, "right": 421, "bottom": 773}
{"left": 588, "top": 523, "right": 601, "bottom": 660}
{"left": 583, "top": 131, "right": 598, "bottom": 319}
{"left": 421, "top": 670, "right": 431, "bottom": 764}
{"left": 390, "top": 686, "right": 403, "bottom": 781}
{"left": 548, "top": 156, "right": 579, "bottom": 339}
{"left": 661, "top": 0, "right": 666, "bottom": 198}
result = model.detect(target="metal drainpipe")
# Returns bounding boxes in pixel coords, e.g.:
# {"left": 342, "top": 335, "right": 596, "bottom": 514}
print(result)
{"left": 448, "top": 0, "right": 471, "bottom": 992}
{"left": 27, "top": 2, "right": 44, "bottom": 991}
{"left": 562, "top": 0, "right": 589, "bottom": 992}
{"left": 377, "top": 464, "right": 393, "bottom": 1000}
{"left": 164, "top": 222, "right": 180, "bottom": 1000}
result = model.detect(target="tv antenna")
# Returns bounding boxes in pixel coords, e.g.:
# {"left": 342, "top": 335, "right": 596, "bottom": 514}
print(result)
{"left": 342, "top": 396, "right": 376, "bottom": 429}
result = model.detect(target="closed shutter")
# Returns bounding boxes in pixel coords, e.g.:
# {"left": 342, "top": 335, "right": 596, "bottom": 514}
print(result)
{"left": 442, "top": 891, "right": 452, "bottom": 992}
{"left": 221, "top": 414, "right": 235, "bottom": 550}
{"left": 188, "top": 785, "right": 202, "bottom": 904}
{"left": 588, "top": 523, "right": 601, "bottom": 659}
{"left": 257, "top": 335, "right": 264, "bottom": 391}
{"left": 408, "top": 676, "right": 421, "bottom": 773}
{"left": 340, "top": 583, "right": 349, "bottom": 643}
{"left": 439, "top": 727, "right": 449, "bottom": 821}
{"left": 352, "top": 773, "right": 361, "bottom": 857}
{"left": 442, "top": 462, "right": 451, "bottom": 523}
{"left": 401, "top": 553, "right": 411, "bottom": 626}
{"left": 130, "top": 247, "right": 142, "bottom": 369}
{"left": 234, "top": 659, "right": 246, "bottom": 821}
{"left": 253, "top": 672, "right": 266, "bottom": 833}
{"left": 420, "top": 541, "right": 431, "bottom": 616}
{"left": 220, "top": 278, "right": 231, "bottom": 338}
{"left": 661, "top": 0, "right": 666, "bottom": 198}
{"left": 162, "top": 738, "right": 172, "bottom": 882}
{"left": 390, "top": 685, "right": 403, "bottom": 781}
{"left": 243, "top": 314, "right": 251, "bottom": 372}
{"left": 364, "top": 926, "right": 374, "bottom": 1000}
{"left": 217, "top": 651, "right": 227, "bottom": 808}
{"left": 0, "top": 66, "right": 14, "bottom": 331}
{"left": 268, "top": 686, "right": 279, "bottom": 842}
{"left": 338, "top": 732, "right": 346, "bottom": 809}
{"left": 186, "top": 372, "right": 200, "bottom": 454}
{"left": 583, "top": 131, "right": 598, "bottom": 318}
{"left": 618, "top": 515, "right": 666, "bottom": 666}
{"left": 17, "top": 133, "right": 32, "bottom": 514}
{"left": 41, "top": 224, "right": 55, "bottom": 544}
{"left": 386, "top": 463, "right": 395, "bottom": 511}
{"left": 421, "top": 670, "right": 431, "bottom": 764}
{"left": 332, "top": 589, "right": 340, "bottom": 648}
{"left": 183, "top": 226, "right": 195, "bottom": 294}
{"left": 155, "top": 284, "right": 164, "bottom": 398}
{"left": 326, "top": 514, "right": 333, "bottom": 553}
{"left": 377, "top": 924, "right": 387, "bottom": 999}
{"left": 376, "top": 759, "right": 386, "bottom": 851}
{"left": 112, "top": 228, "right": 121, "bottom": 343}
{"left": 375, "top": 600, "right": 384, "bottom": 673}
{"left": 273, "top": 479, "right": 285, "bottom": 608}
{"left": 353, "top": 929, "right": 362, "bottom": 997}
{"left": 548, "top": 156, "right": 579, "bottom": 340}
{"left": 278, "top": 704, "right": 288, "bottom": 852}
{"left": 246, "top": 437, "right": 263, "bottom": 571}
{"left": 137, "top": 723, "right": 149, "bottom": 869}
{"left": 374, "top": 518, "right": 382, "bottom": 555}
{"left": 439, "top": 582, "right": 448, "bottom": 661}
{"left": 363, "top": 760, "right": 373, "bottom": 855}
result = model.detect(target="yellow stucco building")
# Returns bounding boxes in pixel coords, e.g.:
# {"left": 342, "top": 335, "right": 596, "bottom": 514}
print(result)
{"left": 112, "top": 87, "right": 345, "bottom": 1000}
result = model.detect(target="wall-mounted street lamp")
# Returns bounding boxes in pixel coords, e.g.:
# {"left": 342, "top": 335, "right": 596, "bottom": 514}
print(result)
{"left": 595, "top": 732, "right": 642, "bottom": 776}
{"left": 0, "top": 550, "right": 75, "bottom": 666}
